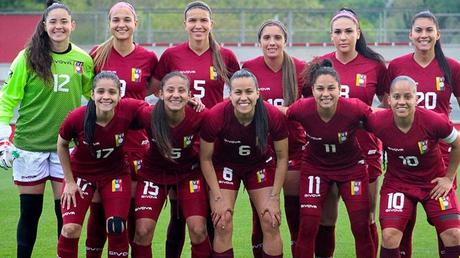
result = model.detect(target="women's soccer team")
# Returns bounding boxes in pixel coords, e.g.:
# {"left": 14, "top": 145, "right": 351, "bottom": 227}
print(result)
{"left": 0, "top": 0, "right": 459, "bottom": 258}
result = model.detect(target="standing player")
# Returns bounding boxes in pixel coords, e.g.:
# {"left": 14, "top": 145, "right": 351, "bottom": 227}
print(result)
{"left": 200, "top": 69, "right": 288, "bottom": 258}
{"left": 0, "top": 1, "right": 93, "bottom": 257}
{"left": 132, "top": 72, "right": 211, "bottom": 258}
{"left": 386, "top": 10, "right": 460, "bottom": 257}
{"left": 315, "top": 8, "right": 387, "bottom": 257}
{"left": 153, "top": 1, "right": 240, "bottom": 257}
{"left": 57, "top": 72, "right": 146, "bottom": 258}
{"left": 86, "top": 2, "right": 158, "bottom": 256}
{"left": 242, "top": 19, "right": 307, "bottom": 257}
{"left": 286, "top": 60, "right": 375, "bottom": 258}
{"left": 368, "top": 76, "right": 460, "bottom": 258}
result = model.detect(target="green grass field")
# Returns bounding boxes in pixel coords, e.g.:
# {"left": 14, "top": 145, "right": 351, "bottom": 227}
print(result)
{"left": 0, "top": 169, "right": 443, "bottom": 257}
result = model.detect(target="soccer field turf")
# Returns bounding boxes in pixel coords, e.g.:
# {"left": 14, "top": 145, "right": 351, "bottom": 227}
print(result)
{"left": 0, "top": 169, "right": 443, "bottom": 257}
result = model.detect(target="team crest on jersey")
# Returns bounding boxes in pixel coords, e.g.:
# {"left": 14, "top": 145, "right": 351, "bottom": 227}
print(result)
{"left": 439, "top": 196, "right": 451, "bottom": 210}
{"left": 133, "top": 160, "right": 142, "bottom": 173}
{"left": 436, "top": 77, "right": 445, "bottom": 91}
{"left": 183, "top": 135, "right": 194, "bottom": 148}
{"left": 209, "top": 66, "right": 218, "bottom": 80}
{"left": 355, "top": 74, "right": 366, "bottom": 87}
{"left": 417, "top": 140, "right": 428, "bottom": 155}
{"left": 338, "top": 132, "right": 348, "bottom": 143}
{"left": 131, "top": 68, "right": 142, "bottom": 82}
{"left": 112, "top": 179, "right": 123, "bottom": 192}
{"left": 256, "top": 169, "right": 266, "bottom": 183}
{"left": 74, "top": 62, "right": 83, "bottom": 74}
{"left": 115, "top": 133, "right": 125, "bottom": 146}
{"left": 189, "top": 180, "right": 201, "bottom": 193}
{"left": 350, "top": 181, "right": 362, "bottom": 195}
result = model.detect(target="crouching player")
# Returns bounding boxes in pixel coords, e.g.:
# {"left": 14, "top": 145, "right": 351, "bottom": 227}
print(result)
{"left": 367, "top": 76, "right": 460, "bottom": 258}
{"left": 56, "top": 72, "right": 147, "bottom": 258}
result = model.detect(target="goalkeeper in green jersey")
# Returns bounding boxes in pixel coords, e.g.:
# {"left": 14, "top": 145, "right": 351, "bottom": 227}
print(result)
{"left": 0, "top": 1, "right": 94, "bottom": 257}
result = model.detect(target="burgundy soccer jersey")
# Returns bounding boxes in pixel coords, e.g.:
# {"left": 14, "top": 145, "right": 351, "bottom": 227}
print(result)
{"left": 367, "top": 107, "right": 455, "bottom": 188}
{"left": 59, "top": 98, "right": 147, "bottom": 177}
{"left": 200, "top": 100, "right": 288, "bottom": 170}
{"left": 386, "top": 53, "right": 460, "bottom": 116}
{"left": 154, "top": 42, "right": 240, "bottom": 108}
{"left": 321, "top": 52, "right": 386, "bottom": 104}
{"left": 90, "top": 45, "right": 158, "bottom": 152}
{"left": 137, "top": 105, "right": 206, "bottom": 184}
{"left": 243, "top": 56, "right": 307, "bottom": 158}
{"left": 287, "top": 97, "right": 371, "bottom": 174}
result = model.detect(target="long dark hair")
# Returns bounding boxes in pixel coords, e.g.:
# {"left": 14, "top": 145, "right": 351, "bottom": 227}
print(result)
{"left": 306, "top": 59, "right": 340, "bottom": 87}
{"left": 184, "top": 1, "right": 230, "bottom": 84}
{"left": 230, "top": 69, "right": 269, "bottom": 152}
{"left": 257, "top": 19, "right": 298, "bottom": 106}
{"left": 26, "top": 0, "right": 72, "bottom": 84}
{"left": 331, "top": 8, "right": 385, "bottom": 64}
{"left": 84, "top": 71, "right": 121, "bottom": 157}
{"left": 151, "top": 71, "right": 190, "bottom": 160}
{"left": 411, "top": 10, "right": 452, "bottom": 87}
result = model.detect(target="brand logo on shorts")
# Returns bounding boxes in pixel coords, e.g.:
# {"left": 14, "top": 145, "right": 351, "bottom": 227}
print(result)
{"left": 189, "top": 180, "right": 201, "bottom": 193}
{"left": 131, "top": 68, "right": 142, "bottom": 82}
{"left": 351, "top": 181, "right": 362, "bottom": 196}
{"left": 355, "top": 73, "right": 366, "bottom": 87}
{"left": 112, "top": 179, "right": 123, "bottom": 192}
{"left": 439, "top": 196, "right": 451, "bottom": 210}
{"left": 418, "top": 140, "right": 428, "bottom": 155}
{"left": 436, "top": 76, "right": 445, "bottom": 91}
{"left": 338, "top": 132, "right": 348, "bottom": 143}
{"left": 256, "top": 169, "right": 266, "bottom": 183}
{"left": 115, "top": 133, "right": 124, "bottom": 146}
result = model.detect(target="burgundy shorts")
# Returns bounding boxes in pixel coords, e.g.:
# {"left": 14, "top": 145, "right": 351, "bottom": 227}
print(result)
{"left": 62, "top": 173, "right": 131, "bottom": 225}
{"left": 214, "top": 163, "right": 275, "bottom": 191}
{"left": 379, "top": 180, "right": 460, "bottom": 233}
{"left": 300, "top": 162, "right": 370, "bottom": 217}
{"left": 134, "top": 174, "right": 208, "bottom": 221}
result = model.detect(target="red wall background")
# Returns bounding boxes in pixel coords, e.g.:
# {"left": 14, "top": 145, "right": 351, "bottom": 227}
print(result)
{"left": 0, "top": 14, "right": 41, "bottom": 63}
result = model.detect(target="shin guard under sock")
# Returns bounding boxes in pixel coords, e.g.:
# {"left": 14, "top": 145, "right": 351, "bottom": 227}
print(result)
{"left": 165, "top": 199, "right": 186, "bottom": 258}
{"left": 212, "top": 248, "right": 234, "bottom": 258}
{"left": 442, "top": 245, "right": 460, "bottom": 258}
{"left": 380, "top": 247, "right": 400, "bottom": 258}
{"left": 17, "top": 194, "right": 43, "bottom": 258}
{"left": 86, "top": 202, "right": 106, "bottom": 258}
{"left": 192, "top": 236, "right": 212, "bottom": 258}
{"left": 57, "top": 235, "right": 79, "bottom": 258}
{"left": 284, "top": 195, "right": 299, "bottom": 256}
{"left": 54, "top": 199, "right": 63, "bottom": 238}
{"left": 251, "top": 200, "right": 263, "bottom": 258}
{"left": 314, "top": 225, "right": 335, "bottom": 258}
{"left": 131, "top": 242, "right": 152, "bottom": 258}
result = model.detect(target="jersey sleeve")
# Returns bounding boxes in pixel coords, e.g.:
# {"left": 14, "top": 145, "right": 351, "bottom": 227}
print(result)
{"left": 126, "top": 98, "right": 150, "bottom": 130}
{"left": 81, "top": 54, "right": 95, "bottom": 100}
{"left": 266, "top": 103, "right": 288, "bottom": 141}
{"left": 448, "top": 58, "right": 460, "bottom": 97}
{"left": 200, "top": 108, "right": 221, "bottom": 143}
{"left": 286, "top": 98, "right": 304, "bottom": 123}
{"left": 153, "top": 49, "right": 171, "bottom": 81}
{"left": 59, "top": 110, "right": 79, "bottom": 141}
{"left": 375, "top": 62, "right": 388, "bottom": 97}
{"left": 354, "top": 98, "right": 373, "bottom": 122}
{"left": 0, "top": 51, "right": 28, "bottom": 125}
{"left": 431, "top": 111, "right": 456, "bottom": 141}
{"left": 223, "top": 48, "right": 240, "bottom": 77}
{"left": 384, "top": 62, "right": 396, "bottom": 94}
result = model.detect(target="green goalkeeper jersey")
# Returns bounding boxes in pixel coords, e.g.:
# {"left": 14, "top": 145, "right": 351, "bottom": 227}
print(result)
{"left": 0, "top": 43, "right": 94, "bottom": 151}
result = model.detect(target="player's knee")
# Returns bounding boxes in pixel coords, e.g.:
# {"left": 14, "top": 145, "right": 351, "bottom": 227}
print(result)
{"left": 188, "top": 221, "right": 207, "bottom": 243}
{"left": 61, "top": 223, "right": 82, "bottom": 238}
{"left": 381, "top": 228, "right": 402, "bottom": 248}
{"left": 260, "top": 213, "right": 280, "bottom": 235}
{"left": 440, "top": 228, "right": 460, "bottom": 246}
{"left": 106, "top": 216, "right": 126, "bottom": 235}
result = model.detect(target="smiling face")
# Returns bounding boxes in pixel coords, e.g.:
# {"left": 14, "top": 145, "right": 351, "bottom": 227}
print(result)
{"left": 44, "top": 8, "right": 75, "bottom": 47}
{"left": 92, "top": 78, "right": 121, "bottom": 113}
{"left": 312, "top": 74, "right": 340, "bottom": 110}
{"left": 184, "top": 7, "right": 212, "bottom": 42}
{"left": 330, "top": 17, "right": 360, "bottom": 55}
{"left": 410, "top": 17, "right": 440, "bottom": 53}
{"left": 389, "top": 80, "right": 417, "bottom": 119}
{"left": 160, "top": 76, "right": 190, "bottom": 112}
{"left": 229, "top": 77, "right": 260, "bottom": 117}
{"left": 259, "top": 24, "right": 286, "bottom": 59}
{"left": 109, "top": 6, "right": 137, "bottom": 41}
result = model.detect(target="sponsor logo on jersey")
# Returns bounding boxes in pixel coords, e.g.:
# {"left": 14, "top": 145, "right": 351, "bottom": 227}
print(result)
{"left": 131, "top": 68, "right": 142, "bottom": 82}
{"left": 112, "top": 179, "right": 123, "bottom": 192}
{"left": 439, "top": 196, "right": 451, "bottom": 210}
{"left": 184, "top": 135, "right": 194, "bottom": 148}
{"left": 418, "top": 140, "right": 428, "bottom": 155}
{"left": 74, "top": 62, "right": 83, "bottom": 74}
{"left": 338, "top": 132, "right": 348, "bottom": 143}
{"left": 355, "top": 73, "right": 366, "bottom": 87}
{"left": 189, "top": 180, "right": 201, "bottom": 193}
{"left": 133, "top": 160, "right": 142, "bottom": 173}
{"left": 209, "top": 66, "right": 218, "bottom": 80}
{"left": 115, "top": 133, "right": 124, "bottom": 146}
{"left": 256, "top": 169, "right": 266, "bottom": 183}
{"left": 351, "top": 181, "right": 362, "bottom": 196}
{"left": 436, "top": 76, "right": 445, "bottom": 91}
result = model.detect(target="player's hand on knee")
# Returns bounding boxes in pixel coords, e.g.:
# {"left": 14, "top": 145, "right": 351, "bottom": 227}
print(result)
{"left": 61, "top": 180, "right": 83, "bottom": 210}
{"left": 262, "top": 193, "right": 281, "bottom": 228}
{"left": 0, "top": 138, "right": 16, "bottom": 170}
